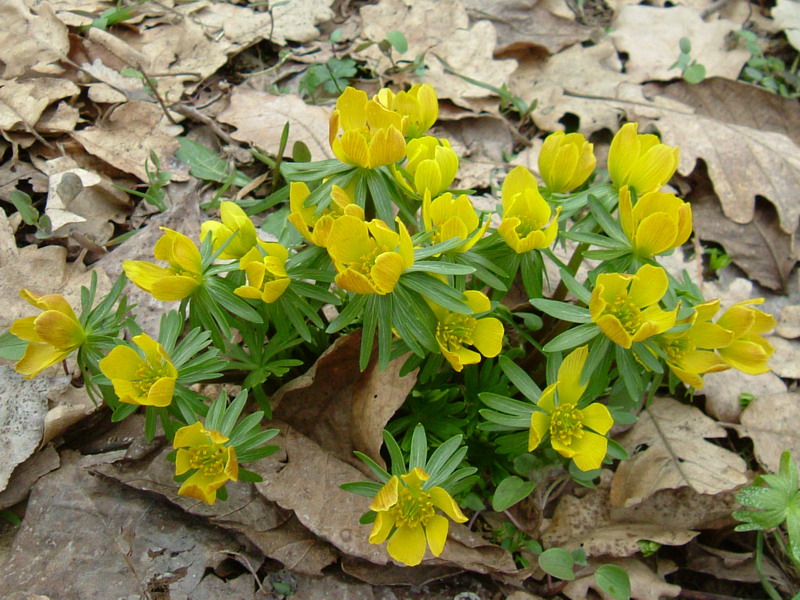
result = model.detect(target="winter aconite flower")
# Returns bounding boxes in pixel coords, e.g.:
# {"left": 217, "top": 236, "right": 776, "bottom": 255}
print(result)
{"left": 329, "top": 87, "right": 406, "bottom": 169}
{"left": 607, "top": 122, "right": 679, "bottom": 195}
{"left": 529, "top": 346, "right": 614, "bottom": 471}
{"left": 432, "top": 290, "right": 504, "bottom": 371}
{"left": 234, "top": 244, "right": 291, "bottom": 304}
{"left": 288, "top": 182, "right": 364, "bottom": 247}
{"left": 398, "top": 136, "right": 459, "bottom": 197}
{"left": 375, "top": 83, "right": 438, "bottom": 138}
{"left": 174, "top": 422, "right": 238, "bottom": 505}
{"left": 422, "top": 192, "right": 488, "bottom": 253}
{"left": 123, "top": 228, "right": 203, "bottom": 301}
{"left": 99, "top": 333, "right": 177, "bottom": 407}
{"left": 498, "top": 165, "right": 561, "bottom": 253}
{"left": 538, "top": 131, "right": 596, "bottom": 193}
{"left": 716, "top": 299, "right": 776, "bottom": 374}
{"left": 618, "top": 186, "right": 692, "bottom": 258}
{"left": 326, "top": 215, "right": 414, "bottom": 295}
{"left": 589, "top": 264, "right": 678, "bottom": 348}
{"left": 657, "top": 300, "right": 733, "bottom": 389}
{"left": 11, "top": 290, "right": 86, "bottom": 379}
{"left": 200, "top": 201, "right": 263, "bottom": 260}
{"left": 369, "top": 467, "right": 467, "bottom": 566}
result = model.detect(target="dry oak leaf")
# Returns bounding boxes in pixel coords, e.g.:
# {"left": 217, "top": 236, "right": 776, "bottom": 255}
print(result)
{"left": 610, "top": 5, "right": 749, "bottom": 82}
{"left": 563, "top": 558, "right": 681, "bottom": 600}
{"left": 610, "top": 396, "right": 748, "bottom": 508}
{"left": 690, "top": 192, "right": 796, "bottom": 292}
{"left": 509, "top": 39, "right": 635, "bottom": 134}
{"left": 218, "top": 89, "right": 334, "bottom": 161}
{"left": 777, "top": 304, "right": 800, "bottom": 338}
{"left": 766, "top": 336, "right": 800, "bottom": 379}
{"left": 636, "top": 78, "right": 800, "bottom": 233}
{"left": 72, "top": 101, "right": 188, "bottom": 182}
{"left": 739, "top": 392, "right": 800, "bottom": 473}
{"left": 360, "top": 0, "right": 517, "bottom": 108}
{"left": 0, "top": 0, "right": 69, "bottom": 78}
{"left": 463, "top": 0, "right": 591, "bottom": 55}
{"left": 773, "top": 0, "right": 800, "bottom": 52}
{"left": 701, "top": 367, "right": 786, "bottom": 424}
{"left": 0, "top": 78, "right": 79, "bottom": 132}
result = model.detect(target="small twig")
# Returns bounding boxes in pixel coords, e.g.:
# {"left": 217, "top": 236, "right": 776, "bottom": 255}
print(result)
{"left": 171, "top": 104, "right": 237, "bottom": 146}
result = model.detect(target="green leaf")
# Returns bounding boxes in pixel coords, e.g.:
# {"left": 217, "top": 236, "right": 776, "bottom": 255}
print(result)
{"left": 409, "top": 424, "right": 427, "bottom": 471}
{"left": 341, "top": 481, "right": 383, "bottom": 497}
{"left": 683, "top": 62, "right": 706, "bottom": 84}
{"left": 175, "top": 138, "right": 250, "bottom": 187}
{"left": 0, "top": 331, "right": 26, "bottom": 361}
{"left": 386, "top": 30, "right": 408, "bottom": 53}
{"left": 530, "top": 299, "right": 591, "bottom": 323}
{"left": 595, "top": 564, "right": 631, "bottom": 600}
{"left": 588, "top": 195, "right": 627, "bottom": 244}
{"left": 498, "top": 355, "right": 542, "bottom": 401}
{"left": 406, "top": 261, "right": 475, "bottom": 275}
{"left": 679, "top": 36, "right": 692, "bottom": 54}
{"left": 9, "top": 190, "right": 39, "bottom": 225}
{"left": 557, "top": 267, "right": 592, "bottom": 305}
{"left": 400, "top": 272, "right": 470, "bottom": 314}
{"left": 543, "top": 323, "right": 599, "bottom": 352}
{"left": 480, "top": 392, "right": 536, "bottom": 417}
{"left": 539, "top": 547, "right": 576, "bottom": 580}
{"left": 492, "top": 476, "right": 535, "bottom": 511}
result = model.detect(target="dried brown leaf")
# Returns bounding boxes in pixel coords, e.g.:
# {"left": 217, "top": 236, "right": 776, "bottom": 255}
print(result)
{"left": 41, "top": 384, "right": 99, "bottom": 446}
{"left": 638, "top": 78, "right": 800, "bottom": 233}
{"left": 773, "top": 0, "right": 800, "bottom": 52}
{"left": 563, "top": 558, "right": 681, "bottom": 600}
{"left": 463, "top": 0, "right": 591, "bottom": 54}
{"left": 0, "top": 77, "right": 79, "bottom": 132}
{"left": 610, "top": 6, "right": 748, "bottom": 82}
{"left": 360, "top": 0, "right": 517, "bottom": 108}
{"left": 0, "top": 0, "right": 68, "bottom": 77}
{"left": 739, "top": 392, "right": 800, "bottom": 473}
{"left": 777, "top": 304, "right": 800, "bottom": 338}
{"left": 610, "top": 397, "right": 748, "bottom": 508}
{"left": 766, "top": 336, "right": 800, "bottom": 378}
{"left": 691, "top": 191, "right": 796, "bottom": 292}
{"left": 341, "top": 555, "right": 460, "bottom": 586}
{"left": 218, "top": 89, "right": 334, "bottom": 161}
{"left": 701, "top": 368, "right": 786, "bottom": 423}
{"left": 71, "top": 101, "right": 187, "bottom": 182}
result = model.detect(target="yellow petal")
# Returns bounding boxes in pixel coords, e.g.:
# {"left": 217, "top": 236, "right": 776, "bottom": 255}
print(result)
{"left": 367, "top": 126, "right": 406, "bottom": 168}
{"left": 566, "top": 430, "right": 608, "bottom": 471}
{"left": 335, "top": 269, "right": 379, "bottom": 295}
{"left": 471, "top": 318, "right": 504, "bottom": 358}
{"left": 174, "top": 422, "right": 210, "bottom": 449}
{"left": 175, "top": 448, "right": 192, "bottom": 475}
{"left": 441, "top": 346, "right": 480, "bottom": 371}
{"left": 10, "top": 316, "right": 42, "bottom": 343}
{"left": 629, "top": 264, "right": 668, "bottom": 308}
{"left": 402, "top": 467, "right": 430, "bottom": 488}
{"left": 597, "top": 314, "right": 633, "bottom": 348}
{"left": 387, "top": 525, "right": 427, "bottom": 566}
{"left": 370, "top": 476, "right": 400, "bottom": 512}
{"left": 144, "top": 376, "right": 175, "bottom": 407}
{"left": 720, "top": 340, "right": 771, "bottom": 374}
{"left": 100, "top": 345, "right": 142, "bottom": 380}
{"left": 608, "top": 123, "right": 639, "bottom": 189}
{"left": 629, "top": 144, "right": 678, "bottom": 194}
{"left": 430, "top": 487, "right": 467, "bottom": 522}
{"left": 327, "top": 215, "right": 372, "bottom": 264}
{"left": 149, "top": 275, "right": 201, "bottom": 301}
{"left": 335, "top": 86, "right": 368, "bottom": 130}
{"left": 370, "top": 252, "right": 405, "bottom": 294}
{"left": 618, "top": 186, "right": 635, "bottom": 242}
{"left": 425, "top": 514, "right": 450, "bottom": 557}
{"left": 337, "top": 129, "right": 370, "bottom": 167}
{"left": 15, "top": 343, "right": 70, "bottom": 378}
{"left": 123, "top": 260, "right": 171, "bottom": 293}
{"left": 581, "top": 403, "right": 613, "bottom": 435}
{"left": 261, "top": 278, "right": 290, "bottom": 303}
{"left": 556, "top": 345, "right": 588, "bottom": 405}
{"left": 502, "top": 165, "right": 538, "bottom": 208}
{"left": 633, "top": 212, "right": 679, "bottom": 257}
{"left": 414, "top": 160, "right": 442, "bottom": 195}
{"left": 369, "top": 511, "right": 396, "bottom": 544}
{"left": 33, "top": 311, "right": 83, "bottom": 348}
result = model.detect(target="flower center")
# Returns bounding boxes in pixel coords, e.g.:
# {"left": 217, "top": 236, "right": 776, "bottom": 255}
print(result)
{"left": 436, "top": 313, "right": 477, "bottom": 350}
{"left": 132, "top": 358, "right": 172, "bottom": 395}
{"left": 391, "top": 487, "right": 435, "bottom": 529}
{"left": 515, "top": 214, "right": 546, "bottom": 238}
{"left": 608, "top": 294, "right": 642, "bottom": 334}
{"left": 550, "top": 404, "right": 584, "bottom": 446}
{"left": 187, "top": 444, "right": 227, "bottom": 477}
{"left": 662, "top": 337, "right": 694, "bottom": 364}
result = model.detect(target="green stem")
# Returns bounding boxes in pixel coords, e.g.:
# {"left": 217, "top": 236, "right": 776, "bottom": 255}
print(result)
{"left": 644, "top": 370, "right": 664, "bottom": 410}
{"left": 551, "top": 242, "right": 589, "bottom": 303}
{"left": 756, "top": 530, "right": 783, "bottom": 600}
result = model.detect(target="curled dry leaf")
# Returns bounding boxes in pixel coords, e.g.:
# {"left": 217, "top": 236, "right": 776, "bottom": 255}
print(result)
{"left": 0, "top": 78, "right": 79, "bottom": 132}
{"left": 686, "top": 543, "right": 795, "bottom": 594}
{"left": 637, "top": 78, "right": 800, "bottom": 234}
{"left": 41, "top": 384, "right": 99, "bottom": 446}
{"left": 690, "top": 190, "right": 796, "bottom": 292}
{"left": 610, "top": 6, "right": 749, "bottom": 82}
{"left": 610, "top": 397, "right": 748, "bottom": 508}
{"left": 218, "top": 89, "right": 334, "bottom": 161}
{"left": 0, "top": 450, "right": 260, "bottom": 599}
{"left": 360, "top": 0, "right": 517, "bottom": 109}
{"left": 739, "top": 392, "right": 800, "bottom": 473}
{"left": 773, "top": 0, "right": 800, "bottom": 52}
{"left": 341, "top": 555, "right": 460, "bottom": 586}
{"left": 71, "top": 101, "right": 188, "bottom": 183}
{"left": 462, "top": 0, "right": 591, "bottom": 54}
{"left": 701, "top": 368, "right": 786, "bottom": 423}
{"left": 562, "top": 558, "right": 681, "bottom": 600}
{"left": 766, "top": 336, "right": 800, "bottom": 378}
{"left": 0, "top": 0, "right": 69, "bottom": 77}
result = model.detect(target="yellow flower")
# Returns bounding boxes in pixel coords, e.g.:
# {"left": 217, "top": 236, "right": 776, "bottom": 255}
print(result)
{"left": 234, "top": 244, "right": 291, "bottom": 304}
{"left": 326, "top": 215, "right": 414, "bottom": 295}
{"left": 538, "top": 131, "right": 596, "bottom": 193}
{"left": 375, "top": 83, "right": 438, "bottom": 138}
{"left": 398, "top": 136, "right": 459, "bottom": 197}
{"left": 498, "top": 165, "right": 561, "bottom": 253}
{"left": 99, "top": 333, "right": 177, "bottom": 407}
{"left": 369, "top": 467, "right": 467, "bottom": 566}
{"left": 607, "top": 122, "right": 679, "bottom": 194}
{"left": 329, "top": 87, "right": 407, "bottom": 169}
{"left": 200, "top": 201, "right": 263, "bottom": 260}
{"left": 288, "top": 181, "right": 365, "bottom": 247}
{"left": 174, "top": 421, "right": 239, "bottom": 505}
{"left": 716, "top": 299, "right": 776, "bottom": 374}
{"left": 422, "top": 191, "right": 489, "bottom": 253}
{"left": 10, "top": 290, "right": 86, "bottom": 379}
{"left": 431, "top": 290, "right": 504, "bottom": 371}
{"left": 123, "top": 228, "right": 203, "bottom": 301}
{"left": 657, "top": 300, "right": 733, "bottom": 389}
{"left": 618, "top": 186, "right": 692, "bottom": 258}
{"left": 589, "top": 264, "right": 678, "bottom": 349}
{"left": 529, "top": 346, "right": 614, "bottom": 471}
